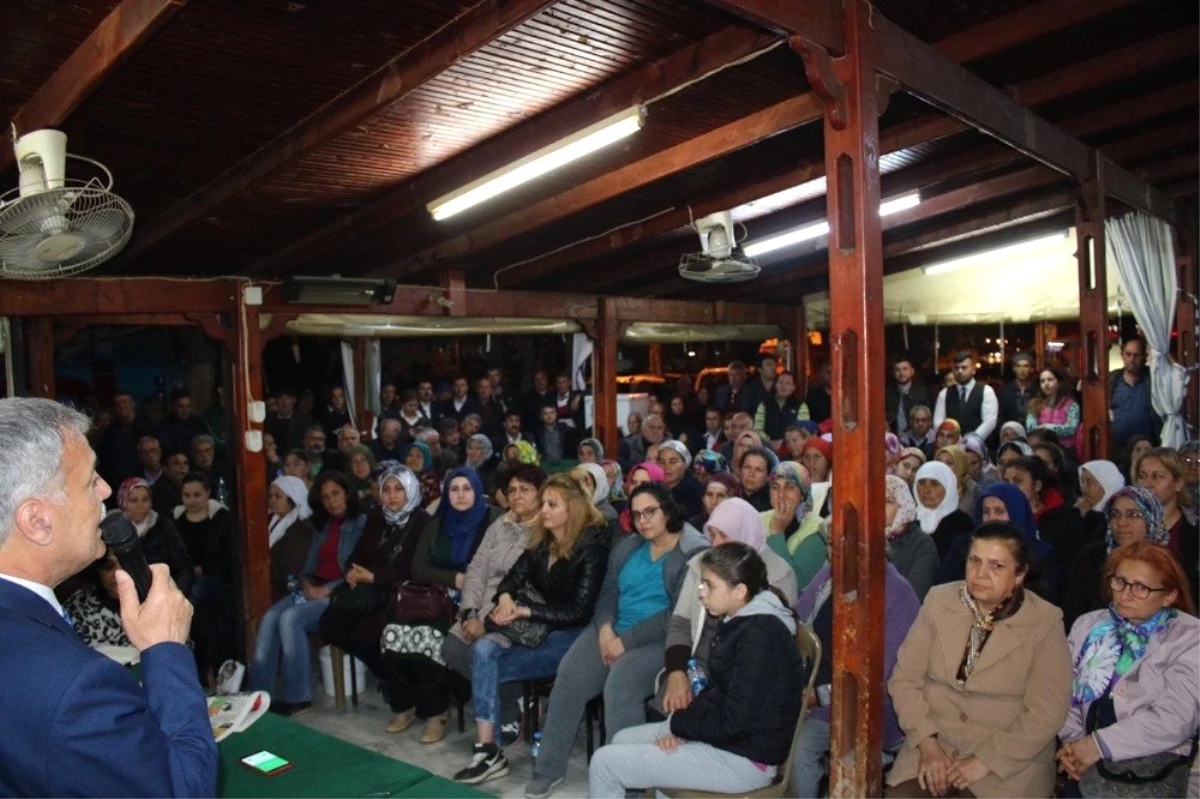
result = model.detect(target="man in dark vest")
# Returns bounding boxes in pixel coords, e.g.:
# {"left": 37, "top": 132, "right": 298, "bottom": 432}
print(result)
{"left": 933, "top": 350, "right": 998, "bottom": 441}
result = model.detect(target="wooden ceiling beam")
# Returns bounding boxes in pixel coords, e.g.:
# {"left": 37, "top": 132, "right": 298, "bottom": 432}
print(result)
{"left": 932, "top": 0, "right": 1138, "bottom": 63}
{"left": 378, "top": 93, "right": 827, "bottom": 280}
{"left": 0, "top": 0, "right": 185, "bottom": 172}
{"left": 244, "top": 25, "right": 777, "bottom": 277}
{"left": 1011, "top": 26, "right": 1198, "bottom": 107}
{"left": 121, "top": 0, "right": 557, "bottom": 263}
{"left": 500, "top": 34, "right": 1193, "bottom": 290}
{"left": 0, "top": 279, "right": 238, "bottom": 316}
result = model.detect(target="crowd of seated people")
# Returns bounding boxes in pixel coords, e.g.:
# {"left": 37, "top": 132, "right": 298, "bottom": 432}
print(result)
{"left": 65, "top": 342, "right": 1196, "bottom": 798}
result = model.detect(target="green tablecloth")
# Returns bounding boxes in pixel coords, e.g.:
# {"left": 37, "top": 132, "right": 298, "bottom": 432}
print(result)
{"left": 543, "top": 458, "right": 579, "bottom": 474}
{"left": 218, "top": 713, "right": 489, "bottom": 798}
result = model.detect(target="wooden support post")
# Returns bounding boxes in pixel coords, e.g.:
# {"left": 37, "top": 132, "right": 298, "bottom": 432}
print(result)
{"left": 1034, "top": 323, "right": 1050, "bottom": 372}
{"left": 591, "top": 299, "right": 620, "bottom": 461}
{"left": 1075, "top": 153, "right": 1111, "bottom": 460}
{"left": 1175, "top": 219, "right": 1199, "bottom": 432}
{"left": 793, "top": 1, "right": 886, "bottom": 794}
{"left": 27, "top": 318, "right": 55, "bottom": 399}
{"left": 442, "top": 268, "right": 467, "bottom": 317}
{"left": 352, "top": 338, "right": 371, "bottom": 435}
{"left": 230, "top": 289, "right": 270, "bottom": 656}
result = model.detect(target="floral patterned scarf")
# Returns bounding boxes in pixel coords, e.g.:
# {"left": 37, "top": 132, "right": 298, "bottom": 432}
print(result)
{"left": 1071, "top": 606, "right": 1175, "bottom": 705}
{"left": 956, "top": 584, "right": 1024, "bottom": 685}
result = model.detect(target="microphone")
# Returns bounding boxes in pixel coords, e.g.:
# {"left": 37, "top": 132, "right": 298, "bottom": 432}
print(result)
{"left": 99, "top": 514, "right": 152, "bottom": 603}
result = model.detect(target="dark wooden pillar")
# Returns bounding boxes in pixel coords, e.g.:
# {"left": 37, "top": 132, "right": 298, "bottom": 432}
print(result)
{"left": 352, "top": 337, "right": 371, "bottom": 436}
{"left": 1034, "top": 322, "right": 1051, "bottom": 371}
{"left": 793, "top": 0, "right": 886, "bottom": 794}
{"left": 1075, "top": 152, "right": 1111, "bottom": 460}
{"left": 27, "top": 317, "right": 55, "bottom": 399}
{"left": 589, "top": 299, "right": 620, "bottom": 460}
{"left": 230, "top": 294, "right": 270, "bottom": 654}
{"left": 1175, "top": 218, "right": 1199, "bottom": 430}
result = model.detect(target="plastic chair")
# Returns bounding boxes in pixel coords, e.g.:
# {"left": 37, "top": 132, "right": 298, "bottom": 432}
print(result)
{"left": 649, "top": 623, "right": 821, "bottom": 799}
{"left": 523, "top": 677, "right": 608, "bottom": 760}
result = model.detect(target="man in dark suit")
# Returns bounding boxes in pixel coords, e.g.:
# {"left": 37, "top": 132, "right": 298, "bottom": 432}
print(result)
{"left": 438, "top": 375, "right": 483, "bottom": 426}
{"left": 712, "top": 361, "right": 751, "bottom": 415}
{"left": 885, "top": 354, "right": 933, "bottom": 435}
{"left": 532, "top": 405, "right": 574, "bottom": 465}
{"left": 475, "top": 376, "right": 506, "bottom": 437}
{"left": 492, "top": 410, "right": 533, "bottom": 458}
{"left": 155, "top": 389, "right": 211, "bottom": 460}
{"left": 97, "top": 391, "right": 150, "bottom": 495}
{"left": 316, "top": 386, "right": 352, "bottom": 441}
{"left": 0, "top": 398, "right": 216, "bottom": 797}
{"left": 520, "top": 370, "right": 555, "bottom": 431}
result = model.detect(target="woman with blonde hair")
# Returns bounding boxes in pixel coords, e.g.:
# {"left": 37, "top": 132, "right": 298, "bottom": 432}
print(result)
{"left": 1135, "top": 447, "right": 1198, "bottom": 605}
{"left": 454, "top": 473, "right": 610, "bottom": 785}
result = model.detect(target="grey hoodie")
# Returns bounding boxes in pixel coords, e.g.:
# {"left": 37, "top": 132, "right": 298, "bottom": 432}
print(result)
{"left": 727, "top": 587, "right": 797, "bottom": 635}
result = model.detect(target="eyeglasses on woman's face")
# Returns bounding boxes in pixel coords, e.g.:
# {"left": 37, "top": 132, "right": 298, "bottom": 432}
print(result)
{"left": 1108, "top": 508, "right": 1145, "bottom": 522}
{"left": 1109, "top": 573, "right": 1169, "bottom": 600}
{"left": 630, "top": 505, "right": 662, "bottom": 523}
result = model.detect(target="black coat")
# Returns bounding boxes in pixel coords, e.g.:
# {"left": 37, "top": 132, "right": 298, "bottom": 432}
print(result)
{"left": 1037, "top": 502, "right": 1085, "bottom": 577}
{"left": 930, "top": 510, "right": 975, "bottom": 560}
{"left": 495, "top": 525, "right": 609, "bottom": 628}
{"left": 670, "top": 472, "right": 705, "bottom": 518}
{"left": 670, "top": 608, "right": 805, "bottom": 765}
{"left": 140, "top": 514, "right": 194, "bottom": 597}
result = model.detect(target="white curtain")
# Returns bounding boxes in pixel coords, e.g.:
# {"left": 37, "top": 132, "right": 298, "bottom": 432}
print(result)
{"left": 339, "top": 340, "right": 356, "bottom": 421}
{"left": 1106, "top": 212, "right": 1189, "bottom": 447}
{"left": 364, "top": 339, "right": 381, "bottom": 417}
{"left": 572, "top": 332, "right": 593, "bottom": 392}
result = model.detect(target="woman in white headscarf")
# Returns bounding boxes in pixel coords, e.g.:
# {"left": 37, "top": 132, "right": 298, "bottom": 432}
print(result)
{"left": 573, "top": 462, "right": 617, "bottom": 522}
{"left": 913, "top": 461, "right": 974, "bottom": 559}
{"left": 317, "top": 463, "right": 431, "bottom": 733}
{"left": 1075, "top": 460, "right": 1125, "bottom": 548}
{"left": 267, "top": 475, "right": 315, "bottom": 602}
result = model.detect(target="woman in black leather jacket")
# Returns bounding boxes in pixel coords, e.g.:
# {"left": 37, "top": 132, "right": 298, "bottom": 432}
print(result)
{"left": 452, "top": 473, "right": 610, "bottom": 786}
{"left": 588, "top": 542, "right": 805, "bottom": 797}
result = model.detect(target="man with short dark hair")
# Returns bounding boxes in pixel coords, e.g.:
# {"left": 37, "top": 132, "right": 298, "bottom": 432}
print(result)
{"left": 138, "top": 435, "right": 164, "bottom": 484}
{"left": 475, "top": 376, "right": 505, "bottom": 437}
{"left": 742, "top": 354, "right": 777, "bottom": 417}
{"left": 885, "top": 355, "right": 932, "bottom": 434}
{"left": 997, "top": 353, "right": 1038, "bottom": 433}
{"left": 933, "top": 350, "right": 998, "bottom": 440}
{"left": 1109, "top": 337, "right": 1159, "bottom": 447}
{"left": 439, "top": 375, "right": 482, "bottom": 425}
{"left": 487, "top": 366, "right": 516, "bottom": 414}
{"left": 265, "top": 386, "right": 310, "bottom": 453}
{"left": 98, "top": 391, "right": 150, "bottom": 493}
{"left": 302, "top": 425, "right": 329, "bottom": 480}
{"left": 316, "top": 386, "right": 352, "bottom": 441}
{"left": 438, "top": 417, "right": 466, "bottom": 466}
{"left": 521, "top": 370, "right": 555, "bottom": 431}
{"left": 533, "top": 406, "right": 572, "bottom": 464}
{"left": 492, "top": 410, "right": 531, "bottom": 455}
{"left": 0, "top": 398, "right": 217, "bottom": 796}
{"left": 804, "top": 362, "right": 834, "bottom": 424}
{"left": 156, "top": 389, "right": 211, "bottom": 459}
{"left": 702, "top": 407, "right": 725, "bottom": 451}
{"left": 416, "top": 380, "right": 436, "bottom": 423}
{"left": 153, "top": 451, "right": 190, "bottom": 515}
{"left": 713, "top": 361, "right": 750, "bottom": 415}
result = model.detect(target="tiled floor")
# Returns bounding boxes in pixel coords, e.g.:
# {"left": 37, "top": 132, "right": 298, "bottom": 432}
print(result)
{"left": 295, "top": 672, "right": 593, "bottom": 798}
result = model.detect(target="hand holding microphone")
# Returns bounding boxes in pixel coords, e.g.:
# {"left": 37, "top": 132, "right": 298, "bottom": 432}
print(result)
{"left": 101, "top": 514, "right": 192, "bottom": 651}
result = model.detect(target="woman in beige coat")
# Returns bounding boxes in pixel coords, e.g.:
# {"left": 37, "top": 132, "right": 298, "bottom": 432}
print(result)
{"left": 887, "top": 522, "right": 1071, "bottom": 798}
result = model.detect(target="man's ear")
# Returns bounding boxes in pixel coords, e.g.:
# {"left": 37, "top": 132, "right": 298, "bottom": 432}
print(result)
{"left": 12, "top": 499, "right": 53, "bottom": 548}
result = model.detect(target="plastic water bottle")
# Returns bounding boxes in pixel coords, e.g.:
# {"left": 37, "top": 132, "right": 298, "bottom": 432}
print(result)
{"left": 530, "top": 731, "right": 542, "bottom": 761}
{"left": 287, "top": 574, "right": 306, "bottom": 605}
{"left": 216, "top": 476, "right": 228, "bottom": 505}
{"left": 686, "top": 658, "right": 708, "bottom": 695}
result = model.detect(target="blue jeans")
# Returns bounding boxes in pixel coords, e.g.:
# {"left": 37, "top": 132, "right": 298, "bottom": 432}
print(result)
{"left": 247, "top": 595, "right": 329, "bottom": 703}
{"left": 470, "top": 628, "right": 582, "bottom": 725}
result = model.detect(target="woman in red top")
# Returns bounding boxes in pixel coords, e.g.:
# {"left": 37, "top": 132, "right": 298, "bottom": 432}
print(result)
{"left": 247, "top": 471, "right": 368, "bottom": 715}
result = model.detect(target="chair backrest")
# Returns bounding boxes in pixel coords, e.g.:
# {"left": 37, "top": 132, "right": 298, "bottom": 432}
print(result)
{"left": 772, "top": 624, "right": 822, "bottom": 791}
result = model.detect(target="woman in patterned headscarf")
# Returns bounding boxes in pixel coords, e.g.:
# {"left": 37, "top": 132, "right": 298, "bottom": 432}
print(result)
{"left": 318, "top": 463, "right": 431, "bottom": 734}
{"left": 1063, "top": 485, "right": 1171, "bottom": 630}
{"left": 691, "top": 449, "right": 728, "bottom": 481}
{"left": 762, "top": 462, "right": 824, "bottom": 590}
{"left": 406, "top": 441, "right": 442, "bottom": 509}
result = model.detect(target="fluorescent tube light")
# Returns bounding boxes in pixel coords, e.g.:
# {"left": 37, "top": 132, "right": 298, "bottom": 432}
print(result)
{"left": 427, "top": 107, "right": 646, "bottom": 221}
{"left": 921, "top": 231, "right": 1069, "bottom": 276}
{"left": 742, "top": 193, "right": 920, "bottom": 258}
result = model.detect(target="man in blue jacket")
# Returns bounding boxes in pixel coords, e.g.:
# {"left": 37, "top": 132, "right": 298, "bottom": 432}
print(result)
{"left": 0, "top": 397, "right": 217, "bottom": 797}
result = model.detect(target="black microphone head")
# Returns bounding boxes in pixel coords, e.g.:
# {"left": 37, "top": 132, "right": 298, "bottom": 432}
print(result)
{"left": 99, "top": 513, "right": 138, "bottom": 552}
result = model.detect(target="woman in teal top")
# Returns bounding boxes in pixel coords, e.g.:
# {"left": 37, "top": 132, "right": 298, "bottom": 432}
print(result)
{"left": 763, "top": 461, "right": 825, "bottom": 591}
{"left": 525, "top": 482, "right": 708, "bottom": 798}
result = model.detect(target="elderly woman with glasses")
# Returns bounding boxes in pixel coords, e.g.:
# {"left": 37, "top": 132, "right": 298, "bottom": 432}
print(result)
{"left": 1057, "top": 542, "right": 1198, "bottom": 797}
{"left": 1063, "top": 486, "right": 1170, "bottom": 631}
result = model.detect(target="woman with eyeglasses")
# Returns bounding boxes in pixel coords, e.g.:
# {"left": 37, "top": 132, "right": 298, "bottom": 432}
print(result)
{"left": 1063, "top": 486, "right": 1170, "bottom": 631}
{"left": 525, "top": 482, "right": 707, "bottom": 798}
{"left": 1057, "top": 542, "right": 1198, "bottom": 797}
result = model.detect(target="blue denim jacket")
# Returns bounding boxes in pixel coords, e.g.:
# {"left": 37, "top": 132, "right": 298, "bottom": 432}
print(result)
{"left": 302, "top": 513, "right": 368, "bottom": 588}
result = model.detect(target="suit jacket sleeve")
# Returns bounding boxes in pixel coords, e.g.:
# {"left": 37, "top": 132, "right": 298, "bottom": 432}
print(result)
{"left": 971, "top": 610, "right": 1072, "bottom": 780}
{"left": 52, "top": 642, "right": 217, "bottom": 798}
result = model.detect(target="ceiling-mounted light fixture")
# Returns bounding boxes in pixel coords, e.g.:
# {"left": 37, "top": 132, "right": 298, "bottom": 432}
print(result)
{"left": 427, "top": 106, "right": 646, "bottom": 221}
{"left": 283, "top": 275, "right": 397, "bottom": 305}
{"left": 741, "top": 193, "right": 921, "bottom": 258}
{"left": 921, "top": 231, "right": 1069, "bottom": 276}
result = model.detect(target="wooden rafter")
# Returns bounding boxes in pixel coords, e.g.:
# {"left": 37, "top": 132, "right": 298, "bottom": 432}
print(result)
{"left": 1, "top": 0, "right": 186, "bottom": 172}
{"left": 384, "top": 0, "right": 1174, "bottom": 284}
{"left": 243, "top": 25, "right": 777, "bottom": 277}
{"left": 120, "top": 0, "right": 558, "bottom": 264}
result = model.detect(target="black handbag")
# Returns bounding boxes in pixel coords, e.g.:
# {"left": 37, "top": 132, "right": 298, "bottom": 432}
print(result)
{"left": 326, "top": 583, "right": 382, "bottom": 616}
{"left": 1079, "top": 691, "right": 1198, "bottom": 797}
{"left": 484, "top": 586, "right": 551, "bottom": 648}
{"left": 386, "top": 581, "right": 454, "bottom": 632}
